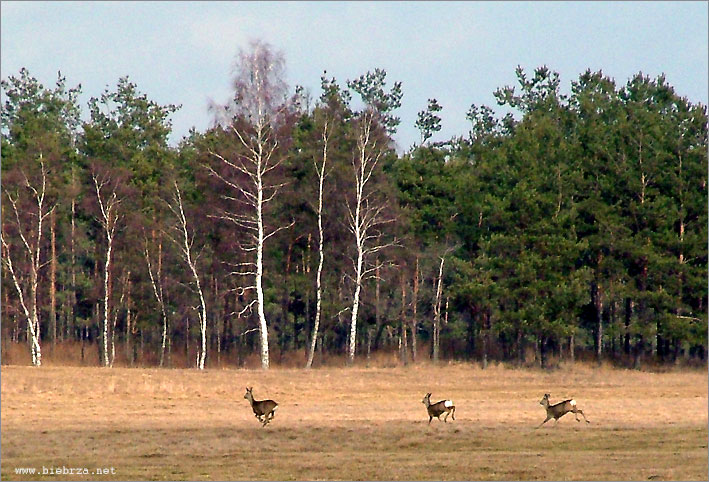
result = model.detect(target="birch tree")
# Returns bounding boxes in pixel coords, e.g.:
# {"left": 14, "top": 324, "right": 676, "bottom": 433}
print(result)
{"left": 144, "top": 238, "right": 169, "bottom": 366}
{"left": 1, "top": 161, "right": 54, "bottom": 366}
{"left": 304, "top": 78, "right": 349, "bottom": 368}
{"left": 343, "top": 69, "right": 402, "bottom": 364}
{"left": 1, "top": 69, "right": 80, "bottom": 366}
{"left": 209, "top": 40, "right": 292, "bottom": 369}
{"left": 432, "top": 256, "right": 445, "bottom": 363}
{"left": 305, "top": 113, "right": 331, "bottom": 368}
{"left": 92, "top": 169, "right": 122, "bottom": 367}
{"left": 166, "top": 181, "right": 208, "bottom": 369}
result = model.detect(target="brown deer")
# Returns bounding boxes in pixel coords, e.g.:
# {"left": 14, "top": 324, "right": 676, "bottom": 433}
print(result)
{"left": 244, "top": 387, "right": 278, "bottom": 427}
{"left": 422, "top": 392, "right": 456, "bottom": 424}
{"left": 537, "top": 393, "right": 589, "bottom": 428}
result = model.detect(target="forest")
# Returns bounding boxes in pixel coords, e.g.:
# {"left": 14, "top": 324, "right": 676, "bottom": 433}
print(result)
{"left": 2, "top": 41, "right": 707, "bottom": 370}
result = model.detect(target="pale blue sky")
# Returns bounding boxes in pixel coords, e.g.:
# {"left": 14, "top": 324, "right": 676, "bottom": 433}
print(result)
{"left": 2, "top": 1, "right": 707, "bottom": 150}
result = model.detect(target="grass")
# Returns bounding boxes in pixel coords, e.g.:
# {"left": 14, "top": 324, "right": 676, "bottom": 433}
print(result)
{"left": 1, "top": 362, "right": 707, "bottom": 480}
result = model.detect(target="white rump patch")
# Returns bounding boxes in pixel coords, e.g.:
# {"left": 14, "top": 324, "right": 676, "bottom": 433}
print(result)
{"left": 272, "top": 405, "right": 278, "bottom": 411}
{"left": 570, "top": 399, "right": 576, "bottom": 407}
{"left": 444, "top": 400, "right": 453, "bottom": 408}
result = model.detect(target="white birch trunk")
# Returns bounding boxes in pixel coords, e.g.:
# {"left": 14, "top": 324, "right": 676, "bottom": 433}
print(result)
{"left": 348, "top": 123, "right": 366, "bottom": 365}
{"left": 209, "top": 43, "right": 291, "bottom": 369}
{"left": 348, "top": 244, "right": 364, "bottom": 364}
{"left": 433, "top": 256, "right": 445, "bottom": 362}
{"left": 102, "top": 234, "right": 112, "bottom": 367}
{"left": 256, "top": 175, "right": 269, "bottom": 369}
{"left": 255, "top": 126, "right": 270, "bottom": 370}
{"left": 145, "top": 242, "right": 169, "bottom": 367}
{"left": 1, "top": 236, "right": 42, "bottom": 366}
{"left": 208, "top": 114, "right": 291, "bottom": 371}
{"left": 93, "top": 174, "right": 120, "bottom": 368}
{"left": 1, "top": 161, "right": 52, "bottom": 367}
{"left": 307, "top": 122, "right": 329, "bottom": 369}
{"left": 345, "top": 110, "right": 394, "bottom": 365}
{"left": 411, "top": 256, "right": 420, "bottom": 362}
{"left": 169, "top": 182, "right": 208, "bottom": 369}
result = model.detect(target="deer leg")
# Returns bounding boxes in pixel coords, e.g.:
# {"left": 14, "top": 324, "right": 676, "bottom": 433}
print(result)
{"left": 262, "top": 412, "right": 273, "bottom": 427}
{"left": 576, "top": 409, "right": 589, "bottom": 423}
{"left": 451, "top": 407, "right": 456, "bottom": 420}
{"left": 536, "top": 416, "right": 551, "bottom": 429}
{"left": 443, "top": 412, "right": 449, "bottom": 423}
{"left": 428, "top": 415, "right": 433, "bottom": 425}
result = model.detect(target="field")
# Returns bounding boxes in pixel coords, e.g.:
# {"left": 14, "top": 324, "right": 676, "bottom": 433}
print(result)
{"left": 1, "top": 362, "right": 707, "bottom": 481}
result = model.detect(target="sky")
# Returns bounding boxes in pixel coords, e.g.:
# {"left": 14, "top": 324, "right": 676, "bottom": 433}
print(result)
{"left": 2, "top": 1, "right": 707, "bottom": 150}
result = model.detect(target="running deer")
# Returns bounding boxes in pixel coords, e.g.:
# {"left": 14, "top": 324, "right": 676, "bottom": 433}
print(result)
{"left": 422, "top": 392, "right": 456, "bottom": 424}
{"left": 244, "top": 387, "right": 278, "bottom": 427}
{"left": 537, "top": 393, "right": 589, "bottom": 428}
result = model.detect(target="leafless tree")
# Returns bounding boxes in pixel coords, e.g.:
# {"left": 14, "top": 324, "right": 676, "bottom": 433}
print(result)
{"left": 208, "top": 40, "right": 292, "bottom": 370}
{"left": 432, "top": 256, "right": 445, "bottom": 363}
{"left": 1, "top": 160, "right": 54, "bottom": 366}
{"left": 165, "top": 181, "right": 208, "bottom": 369}
{"left": 345, "top": 108, "right": 396, "bottom": 364}
{"left": 431, "top": 244, "right": 458, "bottom": 362}
{"left": 93, "top": 170, "right": 122, "bottom": 367}
{"left": 144, "top": 237, "right": 169, "bottom": 367}
{"left": 305, "top": 112, "right": 333, "bottom": 369}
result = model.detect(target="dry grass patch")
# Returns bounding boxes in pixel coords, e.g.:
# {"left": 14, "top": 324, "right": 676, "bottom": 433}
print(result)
{"left": 1, "top": 363, "right": 707, "bottom": 480}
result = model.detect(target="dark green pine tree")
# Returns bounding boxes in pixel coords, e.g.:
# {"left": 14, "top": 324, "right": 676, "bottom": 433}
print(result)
{"left": 415, "top": 98, "right": 443, "bottom": 146}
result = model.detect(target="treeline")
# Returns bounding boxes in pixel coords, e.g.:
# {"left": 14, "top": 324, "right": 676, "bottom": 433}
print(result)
{"left": 2, "top": 42, "right": 707, "bottom": 369}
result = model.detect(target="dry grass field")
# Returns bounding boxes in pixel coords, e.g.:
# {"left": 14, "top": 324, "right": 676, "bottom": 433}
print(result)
{"left": 1, "top": 362, "right": 707, "bottom": 481}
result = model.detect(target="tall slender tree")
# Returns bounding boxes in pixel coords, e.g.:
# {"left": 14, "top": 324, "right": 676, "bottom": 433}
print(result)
{"left": 343, "top": 69, "right": 401, "bottom": 364}
{"left": 208, "top": 40, "right": 293, "bottom": 369}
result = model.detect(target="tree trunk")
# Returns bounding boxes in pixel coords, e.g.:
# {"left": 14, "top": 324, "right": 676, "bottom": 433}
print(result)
{"left": 633, "top": 334, "right": 643, "bottom": 369}
{"left": 125, "top": 276, "right": 133, "bottom": 366}
{"left": 592, "top": 279, "right": 603, "bottom": 365}
{"left": 348, "top": 244, "right": 364, "bottom": 365}
{"left": 185, "top": 315, "right": 190, "bottom": 368}
{"left": 481, "top": 309, "right": 490, "bottom": 369}
{"left": 306, "top": 169, "right": 325, "bottom": 368}
{"left": 255, "top": 169, "right": 270, "bottom": 369}
{"left": 1, "top": 164, "right": 50, "bottom": 367}
{"left": 540, "top": 336, "right": 547, "bottom": 369}
{"left": 432, "top": 257, "right": 445, "bottom": 363}
{"left": 400, "top": 271, "right": 408, "bottom": 366}
{"left": 70, "top": 190, "right": 77, "bottom": 343}
{"left": 171, "top": 182, "right": 208, "bottom": 370}
{"left": 624, "top": 298, "right": 632, "bottom": 355}
{"left": 102, "top": 233, "right": 113, "bottom": 367}
{"left": 517, "top": 328, "right": 524, "bottom": 366}
{"left": 410, "top": 256, "right": 419, "bottom": 362}
{"left": 49, "top": 209, "right": 57, "bottom": 349}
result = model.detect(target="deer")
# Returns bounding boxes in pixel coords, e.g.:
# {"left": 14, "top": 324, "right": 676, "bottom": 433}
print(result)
{"left": 422, "top": 392, "right": 456, "bottom": 424}
{"left": 244, "top": 387, "right": 278, "bottom": 427}
{"left": 537, "top": 393, "right": 589, "bottom": 428}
